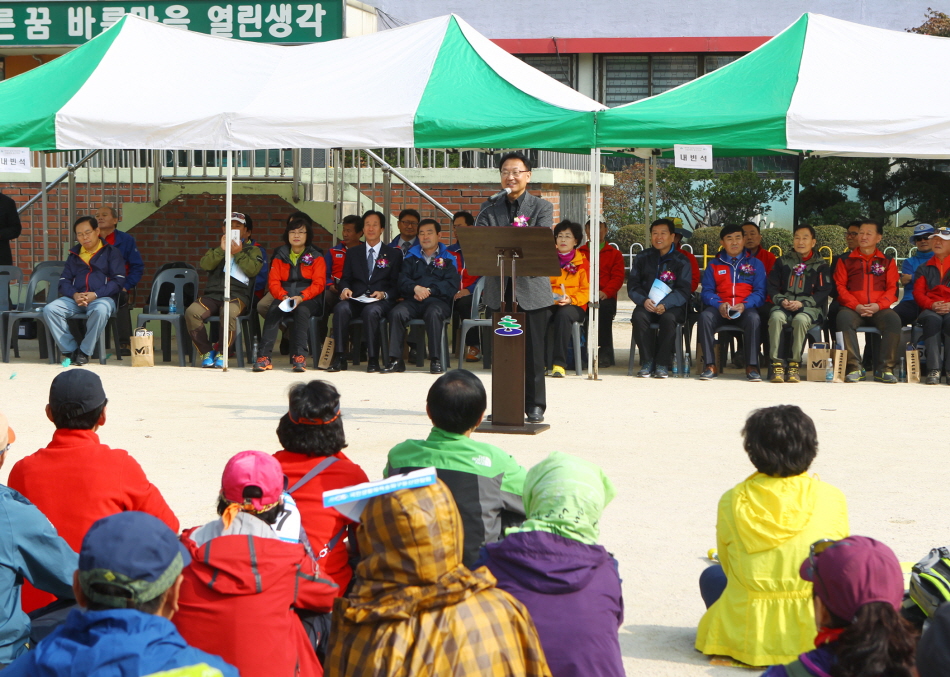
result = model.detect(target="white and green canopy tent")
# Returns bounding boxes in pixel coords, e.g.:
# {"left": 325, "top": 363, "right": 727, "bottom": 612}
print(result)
{"left": 0, "top": 12, "right": 608, "bottom": 373}
{"left": 597, "top": 12, "right": 950, "bottom": 158}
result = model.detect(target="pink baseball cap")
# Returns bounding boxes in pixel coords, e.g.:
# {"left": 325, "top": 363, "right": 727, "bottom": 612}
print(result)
{"left": 221, "top": 450, "right": 284, "bottom": 511}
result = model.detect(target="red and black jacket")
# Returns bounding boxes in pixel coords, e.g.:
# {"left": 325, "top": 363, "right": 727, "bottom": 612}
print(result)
{"left": 267, "top": 244, "right": 326, "bottom": 301}
{"left": 833, "top": 248, "right": 898, "bottom": 310}
{"left": 578, "top": 243, "right": 626, "bottom": 300}
{"left": 913, "top": 255, "right": 950, "bottom": 309}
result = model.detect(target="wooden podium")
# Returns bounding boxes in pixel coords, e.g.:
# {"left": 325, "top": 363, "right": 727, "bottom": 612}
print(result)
{"left": 455, "top": 226, "right": 560, "bottom": 435}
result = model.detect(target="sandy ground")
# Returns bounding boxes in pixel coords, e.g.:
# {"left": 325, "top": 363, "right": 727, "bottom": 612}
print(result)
{"left": 0, "top": 316, "right": 946, "bottom": 676}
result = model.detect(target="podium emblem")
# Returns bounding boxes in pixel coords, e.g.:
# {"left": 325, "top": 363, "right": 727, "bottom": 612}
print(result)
{"left": 494, "top": 315, "right": 524, "bottom": 337}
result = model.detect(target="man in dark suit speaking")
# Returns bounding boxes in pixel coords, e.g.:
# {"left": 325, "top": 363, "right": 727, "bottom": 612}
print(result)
{"left": 475, "top": 151, "right": 555, "bottom": 424}
{"left": 327, "top": 210, "right": 403, "bottom": 373}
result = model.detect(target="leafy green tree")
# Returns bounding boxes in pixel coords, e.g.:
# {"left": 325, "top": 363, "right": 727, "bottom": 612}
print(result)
{"left": 658, "top": 168, "right": 790, "bottom": 228}
{"left": 601, "top": 164, "right": 646, "bottom": 229}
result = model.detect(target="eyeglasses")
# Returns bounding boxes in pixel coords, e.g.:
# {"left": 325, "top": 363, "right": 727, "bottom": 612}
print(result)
{"left": 500, "top": 170, "right": 528, "bottom": 178}
{"left": 398, "top": 219, "right": 418, "bottom": 226}
{"left": 915, "top": 235, "right": 932, "bottom": 242}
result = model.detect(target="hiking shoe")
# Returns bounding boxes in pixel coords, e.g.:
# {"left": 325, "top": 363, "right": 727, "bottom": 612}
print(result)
{"left": 786, "top": 362, "right": 801, "bottom": 384}
{"left": 637, "top": 362, "right": 654, "bottom": 378}
{"left": 551, "top": 365, "right": 566, "bottom": 378}
{"left": 698, "top": 365, "right": 717, "bottom": 380}
{"left": 201, "top": 352, "right": 216, "bottom": 368}
{"left": 845, "top": 370, "right": 864, "bottom": 383}
{"left": 214, "top": 353, "right": 225, "bottom": 369}
{"left": 925, "top": 369, "right": 941, "bottom": 385}
{"left": 465, "top": 346, "right": 481, "bottom": 362}
{"left": 253, "top": 356, "right": 272, "bottom": 372}
{"left": 875, "top": 370, "right": 897, "bottom": 384}
{"left": 292, "top": 355, "right": 306, "bottom": 373}
{"left": 654, "top": 365, "right": 669, "bottom": 379}
{"left": 770, "top": 362, "right": 785, "bottom": 384}
{"left": 746, "top": 368, "right": 762, "bottom": 382}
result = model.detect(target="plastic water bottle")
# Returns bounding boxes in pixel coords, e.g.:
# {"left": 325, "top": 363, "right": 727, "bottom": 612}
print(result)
{"left": 825, "top": 361, "right": 833, "bottom": 383}
{"left": 898, "top": 355, "right": 906, "bottom": 383}
{"left": 168, "top": 292, "right": 177, "bottom": 314}
{"left": 684, "top": 355, "right": 691, "bottom": 378}
{"left": 672, "top": 362, "right": 679, "bottom": 377}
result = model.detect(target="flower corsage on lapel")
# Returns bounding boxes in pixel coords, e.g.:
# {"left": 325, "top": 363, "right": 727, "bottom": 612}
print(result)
{"left": 563, "top": 262, "right": 578, "bottom": 276}
{"left": 659, "top": 269, "right": 676, "bottom": 284}
{"left": 870, "top": 261, "right": 885, "bottom": 276}
{"left": 301, "top": 253, "right": 314, "bottom": 266}
{"left": 512, "top": 215, "right": 529, "bottom": 228}
{"left": 432, "top": 257, "right": 447, "bottom": 269}
{"left": 375, "top": 256, "right": 390, "bottom": 270}
{"left": 792, "top": 263, "right": 806, "bottom": 277}
{"left": 738, "top": 262, "right": 756, "bottom": 277}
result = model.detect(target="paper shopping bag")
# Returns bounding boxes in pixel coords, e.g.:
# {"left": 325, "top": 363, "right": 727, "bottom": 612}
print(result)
{"left": 906, "top": 344, "right": 921, "bottom": 384}
{"left": 806, "top": 343, "right": 832, "bottom": 381}
{"left": 317, "top": 337, "right": 335, "bottom": 369}
{"left": 131, "top": 328, "right": 154, "bottom": 367}
{"left": 831, "top": 348, "right": 848, "bottom": 383}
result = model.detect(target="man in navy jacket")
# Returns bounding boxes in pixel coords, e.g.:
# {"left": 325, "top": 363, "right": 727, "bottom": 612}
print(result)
{"left": 42, "top": 216, "right": 126, "bottom": 366}
{"left": 95, "top": 206, "right": 144, "bottom": 354}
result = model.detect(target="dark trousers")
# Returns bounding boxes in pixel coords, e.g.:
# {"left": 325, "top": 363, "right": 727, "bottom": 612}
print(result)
{"left": 698, "top": 306, "right": 761, "bottom": 367}
{"left": 318, "top": 288, "right": 341, "bottom": 345}
{"left": 700, "top": 564, "right": 727, "bottom": 609}
{"left": 388, "top": 297, "right": 450, "bottom": 361}
{"left": 260, "top": 297, "right": 321, "bottom": 357}
{"left": 333, "top": 297, "right": 392, "bottom": 360}
{"left": 837, "top": 307, "right": 901, "bottom": 372}
{"left": 548, "top": 304, "right": 586, "bottom": 369}
{"left": 453, "top": 293, "right": 480, "bottom": 347}
{"left": 894, "top": 299, "right": 920, "bottom": 327}
{"left": 489, "top": 305, "right": 550, "bottom": 413}
{"left": 632, "top": 304, "right": 686, "bottom": 368}
{"left": 919, "top": 309, "right": 950, "bottom": 371}
{"left": 597, "top": 297, "right": 617, "bottom": 364}
{"left": 116, "top": 290, "right": 133, "bottom": 347}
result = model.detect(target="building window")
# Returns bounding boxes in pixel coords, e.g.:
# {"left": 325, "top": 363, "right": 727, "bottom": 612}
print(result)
{"left": 600, "top": 53, "right": 744, "bottom": 107}
{"left": 704, "top": 55, "right": 739, "bottom": 73}
{"left": 519, "top": 54, "right": 576, "bottom": 89}
{"left": 651, "top": 55, "right": 698, "bottom": 95}
{"left": 602, "top": 55, "right": 649, "bottom": 107}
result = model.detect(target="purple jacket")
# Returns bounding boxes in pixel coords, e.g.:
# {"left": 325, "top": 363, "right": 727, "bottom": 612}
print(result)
{"left": 476, "top": 531, "right": 625, "bottom": 677}
{"left": 762, "top": 644, "right": 836, "bottom": 677}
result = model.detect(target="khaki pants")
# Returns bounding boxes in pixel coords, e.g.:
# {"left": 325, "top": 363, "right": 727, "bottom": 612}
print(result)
{"left": 257, "top": 292, "right": 275, "bottom": 319}
{"left": 768, "top": 308, "right": 818, "bottom": 363}
{"left": 185, "top": 296, "right": 245, "bottom": 354}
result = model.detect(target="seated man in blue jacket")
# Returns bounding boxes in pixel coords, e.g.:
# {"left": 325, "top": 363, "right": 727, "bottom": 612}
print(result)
{"left": 42, "top": 216, "right": 126, "bottom": 366}
{"left": 3, "top": 511, "right": 238, "bottom": 677}
{"left": 382, "top": 218, "right": 461, "bottom": 375}
{"left": 697, "top": 223, "right": 767, "bottom": 382}
{"left": 628, "top": 218, "right": 693, "bottom": 378}
{"left": 0, "top": 412, "right": 77, "bottom": 669}
{"left": 95, "top": 206, "right": 144, "bottom": 356}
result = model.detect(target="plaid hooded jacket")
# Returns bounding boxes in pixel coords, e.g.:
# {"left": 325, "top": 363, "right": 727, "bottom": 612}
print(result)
{"left": 324, "top": 480, "right": 551, "bottom": 677}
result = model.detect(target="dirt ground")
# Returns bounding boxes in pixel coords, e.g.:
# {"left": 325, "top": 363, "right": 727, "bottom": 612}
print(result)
{"left": 1, "top": 321, "right": 945, "bottom": 676}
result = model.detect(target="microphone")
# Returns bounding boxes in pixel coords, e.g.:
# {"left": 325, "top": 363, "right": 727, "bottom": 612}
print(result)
{"left": 488, "top": 187, "right": 512, "bottom": 203}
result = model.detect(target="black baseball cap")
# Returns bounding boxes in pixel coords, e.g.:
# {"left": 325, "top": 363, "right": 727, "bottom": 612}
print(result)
{"left": 49, "top": 370, "right": 107, "bottom": 414}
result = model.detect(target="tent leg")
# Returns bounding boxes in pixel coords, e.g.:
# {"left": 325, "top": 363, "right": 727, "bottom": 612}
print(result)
{"left": 588, "top": 149, "right": 601, "bottom": 380}
{"left": 222, "top": 152, "right": 233, "bottom": 373}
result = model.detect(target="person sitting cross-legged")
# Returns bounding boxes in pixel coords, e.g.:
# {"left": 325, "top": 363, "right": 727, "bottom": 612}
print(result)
{"left": 42, "top": 215, "right": 126, "bottom": 366}
{"left": 2, "top": 512, "right": 238, "bottom": 677}
{"left": 384, "top": 370, "right": 526, "bottom": 568}
{"left": 381, "top": 218, "right": 460, "bottom": 375}
{"left": 697, "top": 224, "right": 767, "bottom": 381}
{"left": 628, "top": 218, "right": 693, "bottom": 378}
{"left": 547, "top": 220, "right": 589, "bottom": 378}
{"left": 914, "top": 226, "right": 950, "bottom": 385}
{"left": 834, "top": 218, "right": 901, "bottom": 383}
{"left": 766, "top": 224, "right": 833, "bottom": 383}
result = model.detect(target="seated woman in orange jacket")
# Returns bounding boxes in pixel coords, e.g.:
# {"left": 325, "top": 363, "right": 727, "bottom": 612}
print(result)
{"left": 547, "top": 220, "right": 589, "bottom": 377}
{"left": 255, "top": 215, "right": 327, "bottom": 373}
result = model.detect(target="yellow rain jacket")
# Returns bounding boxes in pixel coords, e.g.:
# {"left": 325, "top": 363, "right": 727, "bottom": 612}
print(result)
{"left": 549, "top": 250, "right": 590, "bottom": 308}
{"left": 695, "top": 472, "right": 849, "bottom": 666}
{"left": 325, "top": 480, "right": 551, "bottom": 677}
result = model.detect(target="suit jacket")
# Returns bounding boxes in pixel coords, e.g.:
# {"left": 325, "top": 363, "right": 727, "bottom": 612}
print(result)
{"left": 339, "top": 242, "right": 403, "bottom": 299}
{"left": 475, "top": 191, "right": 555, "bottom": 311}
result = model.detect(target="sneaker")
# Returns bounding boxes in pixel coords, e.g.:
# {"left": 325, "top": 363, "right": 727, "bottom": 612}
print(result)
{"left": 253, "top": 356, "right": 272, "bottom": 372}
{"left": 698, "top": 365, "right": 717, "bottom": 380}
{"left": 292, "top": 355, "right": 306, "bottom": 373}
{"left": 551, "top": 365, "right": 566, "bottom": 378}
{"left": 875, "top": 370, "right": 897, "bottom": 384}
{"left": 201, "top": 351, "right": 216, "bottom": 368}
{"left": 786, "top": 362, "right": 801, "bottom": 384}
{"left": 465, "top": 346, "right": 481, "bottom": 362}
{"left": 925, "top": 369, "right": 941, "bottom": 385}
{"left": 654, "top": 365, "right": 669, "bottom": 379}
{"left": 637, "top": 362, "right": 654, "bottom": 378}
{"left": 844, "top": 370, "right": 864, "bottom": 383}
{"left": 746, "top": 368, "right": 762, "bottom": 382}
{"left": 214, "top": 353, "right": 225, "bottom": 369}
{"left": 770, "top": 362, "right": 785, "bottom": 384}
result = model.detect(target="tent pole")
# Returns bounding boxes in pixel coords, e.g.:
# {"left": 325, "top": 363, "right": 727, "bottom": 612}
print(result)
{"left": 588, "top": 149, "right": 601, "bottom": 380}
{"left": 793, "top": 153, "right": 802, "bottom": 225}
{"left": 222, "top": 151, "right": 233, "bottom": 373}
{"left": 41, "top": 154, "right": 48, "bottom": 263}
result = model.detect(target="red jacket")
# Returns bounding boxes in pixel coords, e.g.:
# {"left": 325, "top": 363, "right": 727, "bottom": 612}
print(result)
{"left": 273, "top": 450, "right": 368, "bottom": 593}
{"left": 268, "top": 245, "right": 327, "bottom": 302}
{"left": 578, "top": 243, "right": 625, "bottom": 300}
{"left": 7, "top": 428, "right": 179, "bottom": 611}
{"left": 750, "top": 247, "right": 777, "bottom": 275}
{"left": 834, "top": 248, "right": 898, "bottom": 310}
{"left": 325, "top": 243, "right": 348, "bottom": 283}
{"left": 913, "top": 254, "right": 950, "bottom": 309}
{"left": 175, "top": 529, "right": 337, "bottom": 677}
{"left": 675, "top": 244, "right": 701, "bottom": 292}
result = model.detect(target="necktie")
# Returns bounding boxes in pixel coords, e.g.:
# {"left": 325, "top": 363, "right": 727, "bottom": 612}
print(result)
{"left": 402, "top": 240, "right": 411, "bottom": 253}
{"left": 367, "top": 247, "right": 376, "bottom": 281}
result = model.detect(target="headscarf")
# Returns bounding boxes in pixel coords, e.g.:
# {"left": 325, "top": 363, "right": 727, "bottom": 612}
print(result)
{"left": 557, "top": 250, "right": 576, "bottom": 268}
{"left": 506, "top": 451, "right": 615, "bottom": 545}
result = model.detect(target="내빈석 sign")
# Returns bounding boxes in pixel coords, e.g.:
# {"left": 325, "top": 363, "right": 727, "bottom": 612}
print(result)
{"left": 0, "top": 0, "right": 343, "bottom": 45}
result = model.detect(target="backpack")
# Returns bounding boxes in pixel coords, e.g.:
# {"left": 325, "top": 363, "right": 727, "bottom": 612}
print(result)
{"left": 909, "top": 546, "right": 950, "bottom": 618}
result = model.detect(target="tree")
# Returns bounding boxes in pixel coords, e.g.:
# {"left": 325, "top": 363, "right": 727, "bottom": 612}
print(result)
{"left": 908, "top": 8, "right": 950, "bottom": 36}
{"left": 658, "top": 167, "right": 790, "bottom": 229}
{"left": 601, "top": 163, "right": 646, "bottom": 228}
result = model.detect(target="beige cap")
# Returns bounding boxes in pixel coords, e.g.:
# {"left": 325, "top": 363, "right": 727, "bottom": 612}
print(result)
{"left": 0, "top": 412, "right": 14, "bottom": 448}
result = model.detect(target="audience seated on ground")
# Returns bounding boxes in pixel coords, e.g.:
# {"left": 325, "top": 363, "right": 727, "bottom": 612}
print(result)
{"left": 381, "top": 218, "right": 460, "bottom": 375}
{"left": 273, "top": 380, "right": 368, "bottom": 596}
{"left": 324, "top": 479, "right": 551, "bottom": 677}
{"left": 0, "top": 413, "right": 77, "bottom": 669}
{"left": 917, "top": 601, "right": 950, "bottom": 677}
{"left": 628, "top": 218, "right": 693, "bottom": 378}
{"left": 385, "top": 370, "right": 526, "bottom": 567}
{"left": 761, "top": 536, "right": 916, "bottom": 677}
{"left": 697, "top": 224, "right": 767, "bottom": 381}
{"left": 546, "top": 220, "right": 589, "bottom": 378}
{"left": 578, "top": 218, "right": 626, "bottom": 368}
{"left": 175, "top": 450, "right": 337, "bottom": 677}
{"left": 2, "top": 512, "right": 238, "bottom": 677}
{"left": 7, "top": 370, "right": 178, "bottom": 612}
{"left": 834, "top": 218, "right": 901, "bottom": 383}
{"left": 254, "top": 215, "right": 327, "bottom": 374}
{"left": 766, "top": 224, "right": 832, "bottom": 384}
{"left": 184, "top": 212, "right": 264, "bottom": 369}
{"left": 695, "top": 405, "right": 849, "bottom": 667}
{"left": 913, "top": 227, "right": 950, "bottom": 385}
{"left": 476, "top": 451, "right": 624, "bottom": 677}
{"left": 42, "top": 215, "right": 127, "bottom": 366}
